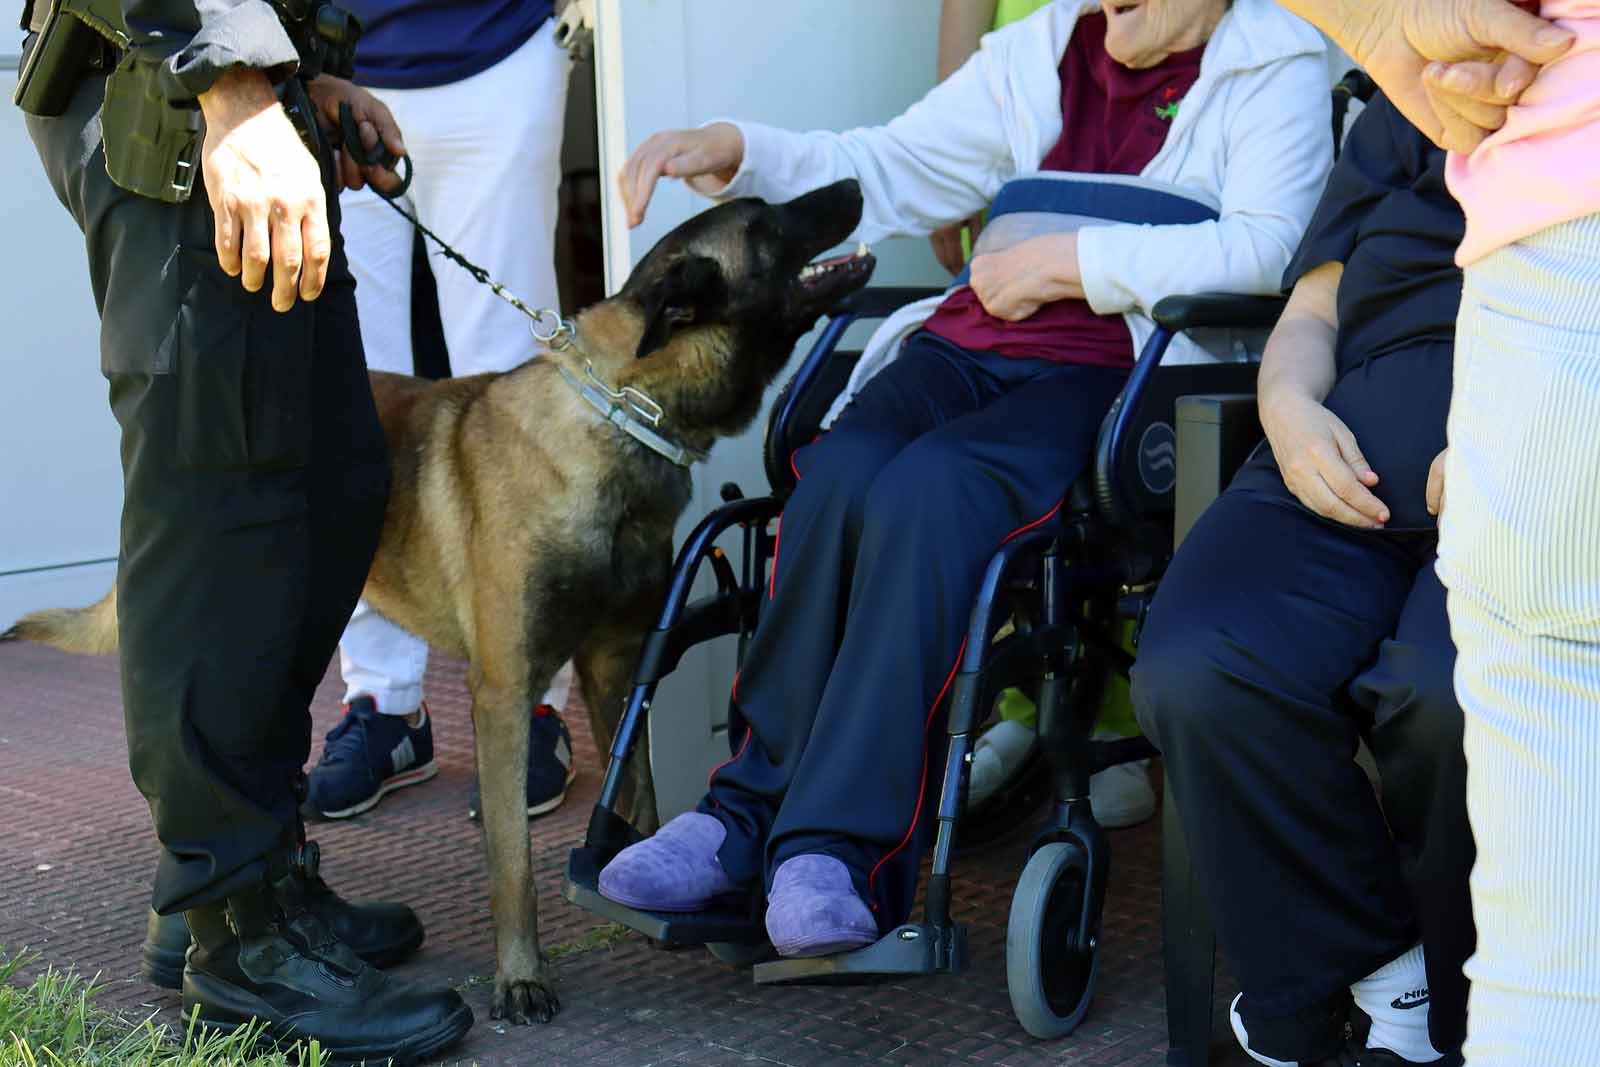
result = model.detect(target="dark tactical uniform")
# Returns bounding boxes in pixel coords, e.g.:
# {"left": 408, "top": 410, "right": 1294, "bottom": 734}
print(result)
{"left": 21, "top": 2, "right": 475, "bottom": 1055}
{"left": 24, "top": 0, "right": 387, "bottom": 915}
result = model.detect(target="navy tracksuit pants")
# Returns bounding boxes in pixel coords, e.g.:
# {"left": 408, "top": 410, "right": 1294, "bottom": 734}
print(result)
{"left": 700, "top": 331, "right": 1127, "bottom": 929}
{"left": 1132, "top": 454, "right": 1473, "bottom": 1057}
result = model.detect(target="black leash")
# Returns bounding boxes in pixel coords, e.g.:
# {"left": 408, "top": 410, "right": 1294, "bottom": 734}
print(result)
{"left": 336, "top": 101, "right": 565, "bottom": 337}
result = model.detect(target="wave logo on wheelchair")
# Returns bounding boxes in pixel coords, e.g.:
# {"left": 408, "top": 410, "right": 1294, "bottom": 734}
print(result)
{"left": 1138, "top": 421, "right": 1178, "bottom": 494}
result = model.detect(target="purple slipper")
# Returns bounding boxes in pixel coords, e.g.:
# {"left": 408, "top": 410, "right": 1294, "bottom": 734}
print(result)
{"left": 764, "top": 854, "right": 878, "bottom": 958}
{"left": 598, "top": 812, "right": 741, "bottom": 912}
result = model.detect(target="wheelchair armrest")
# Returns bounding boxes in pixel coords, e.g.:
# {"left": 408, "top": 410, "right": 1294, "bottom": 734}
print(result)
{"left": 1151, "top": 292, "right": 1287, "bottom": 332}
{"left": 1173, "top": 394, "right": 1263, "bottom": 549}
{"left": 828, "top": 286, "right": 946, "bottom": 320}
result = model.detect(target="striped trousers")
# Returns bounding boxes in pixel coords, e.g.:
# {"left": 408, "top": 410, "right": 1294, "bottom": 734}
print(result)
{"left": 1436, "top": 213, "right": 1600, "bottom": 1066}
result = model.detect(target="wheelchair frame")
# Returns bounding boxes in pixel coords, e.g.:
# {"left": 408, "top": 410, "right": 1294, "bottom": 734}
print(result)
{"left": 562, "top": 282, "right": 1280, "bottom": 1041}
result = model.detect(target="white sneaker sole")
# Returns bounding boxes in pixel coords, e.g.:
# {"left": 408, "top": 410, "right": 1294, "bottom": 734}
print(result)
{"left": 316, "top": 761, "right": 439, "bottom": 820}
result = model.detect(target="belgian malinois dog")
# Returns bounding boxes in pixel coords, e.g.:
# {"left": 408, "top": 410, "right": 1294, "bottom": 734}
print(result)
{"left": 3, "top": 179, "right": 874, "bottom": 1023}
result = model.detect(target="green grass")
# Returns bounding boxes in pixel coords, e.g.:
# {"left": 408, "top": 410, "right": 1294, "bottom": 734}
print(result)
{"left": 0, "top": 952, "right": 332, "bottom": 1067}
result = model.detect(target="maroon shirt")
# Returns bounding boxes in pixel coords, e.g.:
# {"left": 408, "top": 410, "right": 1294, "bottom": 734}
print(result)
{"left": 923, "top": 13, "right": 1205, "bottom": 367}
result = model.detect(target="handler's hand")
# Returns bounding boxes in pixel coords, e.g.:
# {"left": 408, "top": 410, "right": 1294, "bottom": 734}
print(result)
{"left": 307, "top": 75, "right": 407, "bottom": 193}
{"left": 1263, "top": 392, "right": 1390, "bottom": 528}
{"left": 1343, "top": 0, "right": 1574, "bottom": 153}
{"left": 617, "top": 123, "right": 743, "bottom": 228}
{"left": 198, "top": 69, "right": 328, "bottom": 312}
{"left": 1426, "top": 447, "right": 1449, "bottom": 518}
{"left": 930, "top": 213, "right": 983, "bottom": 275}
{"left": 968, "top": 233, "right": 1082, "bottom": 321}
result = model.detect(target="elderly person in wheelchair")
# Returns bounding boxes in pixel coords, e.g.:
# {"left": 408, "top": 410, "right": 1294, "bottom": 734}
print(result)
{"left": 1133, "top": 94, "right": 1471, "bottom": 1066}
{"left": 600, "top": 0, "right": 1332, "bottom": 960}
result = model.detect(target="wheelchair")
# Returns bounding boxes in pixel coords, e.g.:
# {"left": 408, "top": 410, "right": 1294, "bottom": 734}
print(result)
{"left": 565, "top": 69, "right": 1375, "bottom": 1059}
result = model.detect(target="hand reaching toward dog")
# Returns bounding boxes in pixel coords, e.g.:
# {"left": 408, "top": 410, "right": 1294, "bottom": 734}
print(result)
{"left": 617, "top": 123, "right": 744, "bottom": 228}
{"left": 968, "top": 233, "right": 1083, "bottom": 321}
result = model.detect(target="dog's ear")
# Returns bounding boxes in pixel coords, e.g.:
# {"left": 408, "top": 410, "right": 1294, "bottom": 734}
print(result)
{"left": 635, "top": 255, "right": 724, "bottom": 359}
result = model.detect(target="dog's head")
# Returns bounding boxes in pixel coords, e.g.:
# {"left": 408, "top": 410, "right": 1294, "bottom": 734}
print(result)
{"left": 603, "top": 179, "right": 874, "bottom": 439}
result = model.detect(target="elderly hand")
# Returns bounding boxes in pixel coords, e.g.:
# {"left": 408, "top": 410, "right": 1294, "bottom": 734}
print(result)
{"left": 307, "top": 75, "right": 408, "bottom": 194}
{"left": 197, "top": 69, "right": 330, "bottom": 312}
{"left": 617, "top": 123, "right": 744, "bottom": 228}
{"left": 1263, "top": 390, "right": 1390, "bottom": 529}
{"left": 1335, "top": 0, "right": 1574, "bottom": 152}
{"left": 1426, "top": 447, "right": 1450, "bottom": 518}
{"left": 968, "top": 233, "right": 1083, "bottom": 321}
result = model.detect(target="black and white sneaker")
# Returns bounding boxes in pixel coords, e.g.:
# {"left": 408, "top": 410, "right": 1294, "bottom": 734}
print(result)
{"left": 467, "top": 704, "right": 576, "bottom": 820}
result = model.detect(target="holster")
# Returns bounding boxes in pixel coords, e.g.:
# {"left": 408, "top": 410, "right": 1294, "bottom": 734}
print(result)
{"left": 12, "top": 0, "right": 123, "bottom": 117}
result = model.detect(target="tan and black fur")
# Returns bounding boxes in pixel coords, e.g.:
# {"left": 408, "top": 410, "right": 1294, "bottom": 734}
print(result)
{"left": 2, "top": 179, "right": 873, "bottom": 1023}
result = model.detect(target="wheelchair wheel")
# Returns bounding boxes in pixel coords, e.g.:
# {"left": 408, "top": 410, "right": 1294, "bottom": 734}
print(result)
{"left": 1006, "top": 840, "right": 1099, "bottom": 1040}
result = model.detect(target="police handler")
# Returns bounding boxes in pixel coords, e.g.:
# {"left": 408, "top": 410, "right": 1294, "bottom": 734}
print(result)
{"left": 16, "top": 0, "right": 473, "bottom": 1059}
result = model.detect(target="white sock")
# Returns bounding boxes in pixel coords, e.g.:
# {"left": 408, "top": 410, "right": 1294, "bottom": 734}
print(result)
{"left": 1351, "top": 943, "right": 1441, "bottom": 1062}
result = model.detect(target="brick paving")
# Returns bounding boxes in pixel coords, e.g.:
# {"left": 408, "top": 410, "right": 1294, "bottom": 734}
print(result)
{"left": 0, "top": 639, "right": 1249, "bottom": 1065}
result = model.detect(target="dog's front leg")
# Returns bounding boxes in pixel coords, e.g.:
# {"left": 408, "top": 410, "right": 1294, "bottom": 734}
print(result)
{"left": 469, "top": 667, "right": 559, "bottom": 1025}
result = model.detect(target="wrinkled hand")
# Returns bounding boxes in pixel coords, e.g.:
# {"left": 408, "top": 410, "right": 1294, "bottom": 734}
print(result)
{"left": 1263, "top": 391, "right": 1390, "bottom": 528}
{"left": 306, "top": 75, "right": 407, "bottom": 193}
{"left": 1342, "top": 0, "right": 1574, "bottom": 152}
{"left": 198, "top": 69, "right": 329, "bottom": 312}
{"left": 930, "top": 213, "right": 983, "bottom": 275}
{"left": 1426, "top": 448, "right": 1449, "bottom": 518}
{"left": 617, "top": 123, "right": 744, "bottom": 228}
{"left": 968, "top": 233, "right": 1082, "bottom": 321}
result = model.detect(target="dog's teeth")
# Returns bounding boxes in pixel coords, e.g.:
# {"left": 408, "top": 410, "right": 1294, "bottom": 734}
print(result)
{"left": 856, "top": 241, "right": 869, "bottom": 258}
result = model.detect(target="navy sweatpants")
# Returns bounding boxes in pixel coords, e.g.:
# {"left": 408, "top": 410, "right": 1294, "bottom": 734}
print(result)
{"left": 1132, "top": 461, "right": 1473, "bottom": 1056}
{"left": 701, "top": 331, "right": 1127, "bottom": 929}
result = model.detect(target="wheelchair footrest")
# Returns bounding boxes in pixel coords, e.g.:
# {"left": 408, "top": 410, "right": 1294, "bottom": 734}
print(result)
{"left": 751, "top": 923, "right": 968, "bottom": 985}
{"left": 563, "top": 847, "right": 767, "bottom": 945}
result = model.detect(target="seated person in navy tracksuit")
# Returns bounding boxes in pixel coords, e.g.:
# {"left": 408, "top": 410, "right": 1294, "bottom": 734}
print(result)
{"left": 1133, "top": 95, "right": 1472, "bottom": 1067}
{"left": 597, "top": 0, "right": 1332, "bottom": 962}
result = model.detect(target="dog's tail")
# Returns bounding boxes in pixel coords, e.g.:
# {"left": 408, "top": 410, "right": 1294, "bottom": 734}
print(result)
{"left": 0, "top": 587, "right": 120, "bottom": 655}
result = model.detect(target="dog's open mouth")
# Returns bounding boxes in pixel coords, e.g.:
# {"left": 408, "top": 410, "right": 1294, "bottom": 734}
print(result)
{"left": 794, "top": 243, "right": 875, "bottom": 300}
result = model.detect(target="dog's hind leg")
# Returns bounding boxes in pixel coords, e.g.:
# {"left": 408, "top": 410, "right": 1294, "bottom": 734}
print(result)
{"left": 575, "top": 615, "right": 660, "bottom": 837}
{"left": 468, "top": 648, "right": 563, "bottom": 1025}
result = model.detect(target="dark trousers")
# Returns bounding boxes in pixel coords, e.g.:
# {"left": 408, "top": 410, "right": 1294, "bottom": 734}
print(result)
{"left": 1131, "top": 467, "right": 1473, "bottom": 1056}
{"left": 28, "top": 75, "right": 389, "bottom": 913}
{"left": 703, "top": 331, "right": 1127, "bottom": 928}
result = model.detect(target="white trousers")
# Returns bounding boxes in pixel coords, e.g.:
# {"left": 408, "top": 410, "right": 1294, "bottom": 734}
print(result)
{"left": 1436, "top": 213, "right": 1600, "bottom": 1067}
{"left": 339, "top": 21, "right": 573, "bottom": 716}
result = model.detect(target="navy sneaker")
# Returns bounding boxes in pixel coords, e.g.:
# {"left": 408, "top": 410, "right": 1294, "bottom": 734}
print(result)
{"left": 467, "top": 704, "right": 575, "bottom": 820}
{"left": 306, "top": 697, "right": 438, "bottom": 819}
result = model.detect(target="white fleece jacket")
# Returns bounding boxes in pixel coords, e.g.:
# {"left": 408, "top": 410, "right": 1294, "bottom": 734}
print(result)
{"left": 689, "top": 0, "right": 1334, "bottom": 424}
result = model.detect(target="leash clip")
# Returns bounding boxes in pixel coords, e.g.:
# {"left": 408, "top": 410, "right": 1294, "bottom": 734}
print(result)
{"left": 530, "top": 308, "right": 578, "bottom": 351}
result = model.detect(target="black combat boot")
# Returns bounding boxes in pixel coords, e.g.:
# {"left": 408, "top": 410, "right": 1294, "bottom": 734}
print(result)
{"left": 180, "top": 854, "right": 472, "bottom": 1066}
{"left": 141, "top": 852, "right": 425, "bottom": 988}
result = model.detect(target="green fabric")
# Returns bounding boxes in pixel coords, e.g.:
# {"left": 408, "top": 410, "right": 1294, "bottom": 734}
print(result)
{"left": 995, "top": 622, "right": 1142, "bottom": 738}
{"left": 992, "top": 0, "right": 1052, "bottom": 29}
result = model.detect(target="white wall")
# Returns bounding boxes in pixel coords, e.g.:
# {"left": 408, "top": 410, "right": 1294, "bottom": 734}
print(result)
{"left": 0, "top": 64, "right": 124, "bottom": 632}
{"left": 593, "top": 1, "right": 949, "bottom": 816}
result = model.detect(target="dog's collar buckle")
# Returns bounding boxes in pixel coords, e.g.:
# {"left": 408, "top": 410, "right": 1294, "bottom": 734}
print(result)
{"left": 557, "top": 363, "right": 705, "bottom": 469}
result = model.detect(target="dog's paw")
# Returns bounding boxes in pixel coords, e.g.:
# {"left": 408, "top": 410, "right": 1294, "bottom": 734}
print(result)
{"left": 491, "top": 974, "right": 560, "bottom": 1025}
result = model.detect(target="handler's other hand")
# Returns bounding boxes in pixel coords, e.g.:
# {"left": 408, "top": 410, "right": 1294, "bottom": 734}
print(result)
{"left": 1426, "top": 447, "right": 1449, "bottom": 518}
{"left": 307, "top": 75, "right": 408, "bottom": 194}
{"left": 198, "top": 68, "right": 329, "bottom": 312}
{"left": 1346, "top": 0, "right": 1574, "bottom": 153}
{"left": 968, "top": 233, "right": 1082, "bottom": 321}
{"left": 617, "top": 123, "right": 743, "bottom": 228}
{"left": 1264, "top": 392, "right": 1390, "bottom": 529}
